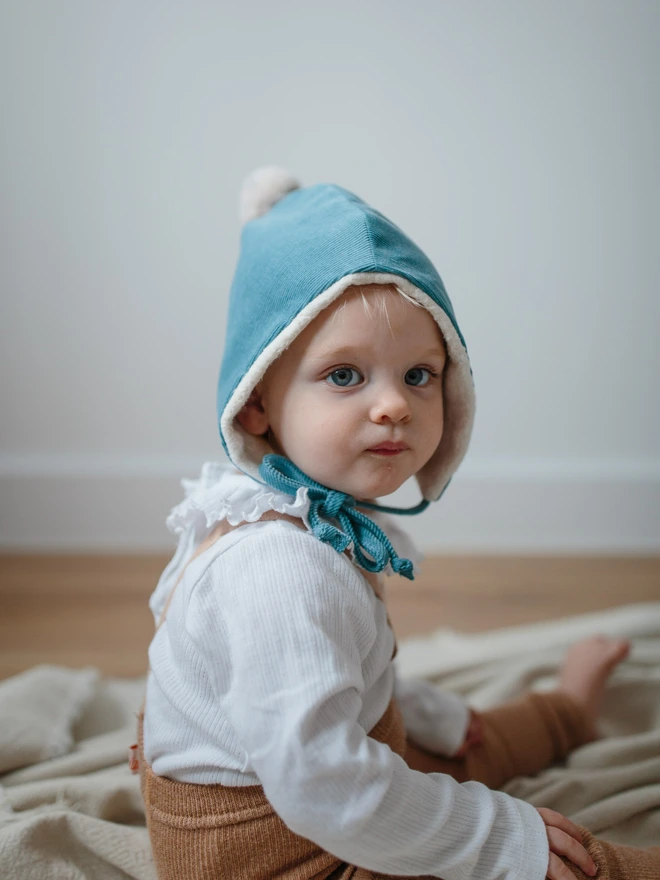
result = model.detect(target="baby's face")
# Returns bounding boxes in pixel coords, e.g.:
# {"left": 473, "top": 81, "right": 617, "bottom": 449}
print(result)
{"left": 246, "top": 284, "right": 446, "bottom": 501}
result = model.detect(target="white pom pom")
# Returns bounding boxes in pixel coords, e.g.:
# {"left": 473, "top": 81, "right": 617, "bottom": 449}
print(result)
{"left": 239, "top": 166, "right": 301, "bottom": 226}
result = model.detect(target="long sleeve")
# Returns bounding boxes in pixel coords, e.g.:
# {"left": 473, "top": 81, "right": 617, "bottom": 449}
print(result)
{"left": 394, "top": 666, "right": 471, "bottom": 757}
{"left": 199, "top": 524, "right": 550, "bottom": 880}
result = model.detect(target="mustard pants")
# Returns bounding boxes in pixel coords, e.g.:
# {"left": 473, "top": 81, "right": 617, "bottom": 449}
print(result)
{"left": 137, "top": 691, "right": 660, "bottom": 879}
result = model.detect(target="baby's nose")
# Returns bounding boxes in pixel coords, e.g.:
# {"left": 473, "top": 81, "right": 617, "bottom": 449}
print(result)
{"left": 369, "top": 388, "right": 412, "bottom": 423}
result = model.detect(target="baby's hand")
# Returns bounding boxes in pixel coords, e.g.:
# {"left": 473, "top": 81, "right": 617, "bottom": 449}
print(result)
{"left": 536, "top": 807, "right": 597, "bottom": 879}
{"left": 452, "top": 709, "right": 484, "bottom": 759}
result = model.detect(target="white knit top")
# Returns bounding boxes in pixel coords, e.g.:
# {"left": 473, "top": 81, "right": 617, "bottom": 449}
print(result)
{"left": 143, "top": 464, "right": 550, "bottom": 880}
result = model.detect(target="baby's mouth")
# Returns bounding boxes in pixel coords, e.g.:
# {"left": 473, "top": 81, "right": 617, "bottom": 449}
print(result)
{"left": 366, "top": 442, "right": 409, "bottom": 457}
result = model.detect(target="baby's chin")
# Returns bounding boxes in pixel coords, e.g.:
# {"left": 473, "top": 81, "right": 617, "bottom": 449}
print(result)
{"left": 274, "top": 449, "right": 412, "bottom": 501}
{"left": 318, "top": 470, "right": 411, "bottom": 504}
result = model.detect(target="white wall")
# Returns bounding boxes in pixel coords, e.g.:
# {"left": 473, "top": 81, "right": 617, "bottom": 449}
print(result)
{"left": 1, "top": 0, "right": 658, "bottom": 552}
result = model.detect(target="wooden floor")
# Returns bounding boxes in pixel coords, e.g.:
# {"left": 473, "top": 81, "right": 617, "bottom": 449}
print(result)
{"left": 1, "top": 553, "right": 658, "bottom": 681}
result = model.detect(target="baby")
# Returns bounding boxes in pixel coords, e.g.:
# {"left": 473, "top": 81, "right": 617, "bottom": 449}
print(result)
{"left": 137, "top": 168, "right": 660, "bottom": 880}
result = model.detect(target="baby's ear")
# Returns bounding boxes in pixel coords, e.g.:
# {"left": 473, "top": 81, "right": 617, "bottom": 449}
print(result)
{"left": 235, "top": 385, "right": 269, "bottom": 436}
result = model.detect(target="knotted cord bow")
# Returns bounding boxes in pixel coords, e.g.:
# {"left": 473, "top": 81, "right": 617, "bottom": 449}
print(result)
{"left": 258, "top": 454, "right": 429, "bottom": 581}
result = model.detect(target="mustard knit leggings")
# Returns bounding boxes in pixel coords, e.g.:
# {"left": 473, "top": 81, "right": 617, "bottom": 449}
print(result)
{"left": 400, "top": 691, "right": 660, "bottom": 880}
{"left": 138, "top": 690, "right": 660, "bottom": 879}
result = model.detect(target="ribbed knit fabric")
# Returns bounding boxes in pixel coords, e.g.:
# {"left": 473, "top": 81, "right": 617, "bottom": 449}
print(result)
{"left": 138, "top": 690, "right": 660, "bottom": 880}
{"left": 559, "top": 830, "right": 660, "bottom": 880}
{"left": 143, "top": 517, "right": 475, "bottom": 787}
{"left": 140, "top": 505, "right": 660, "bottom": 879}
{"left": 137, "top": 697, "right": 410, "bottom": 880}
{"left": 404, "top": 691, "right": 591, "bottom": 788}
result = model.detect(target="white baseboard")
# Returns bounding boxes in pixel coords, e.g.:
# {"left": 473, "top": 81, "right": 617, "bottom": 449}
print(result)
{"left": 0, "top": 455, "right": 658, "bottom": 553}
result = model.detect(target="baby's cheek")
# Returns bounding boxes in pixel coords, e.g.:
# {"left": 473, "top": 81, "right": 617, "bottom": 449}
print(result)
{"left": 288, "top": 413, "right": 340, "bottom": 468}
{"left": 310, "top": 435, "right": 360, "bottom": 491}
{"left": 420, "top": 408, "right": 445, "bottom": 460}
{"left": 309, "top": 407, "right": 350, "bottom": 448}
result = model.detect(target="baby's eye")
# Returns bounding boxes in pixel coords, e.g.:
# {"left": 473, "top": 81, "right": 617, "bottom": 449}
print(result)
{"left": 405, "top": 367, "right": 432, "bottom": 387}
{"left": 326, "top": 367, "right": 362, "bottom": 387}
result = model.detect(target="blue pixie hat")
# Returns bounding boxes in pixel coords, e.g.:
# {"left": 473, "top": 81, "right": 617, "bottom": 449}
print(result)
{"left": 217, "top": 167, "right": 475, "bottom": 503}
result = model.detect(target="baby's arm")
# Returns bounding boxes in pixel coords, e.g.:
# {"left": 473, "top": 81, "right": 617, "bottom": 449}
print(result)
{"left": 393, "top": 667, "right": 476, "bottom": 757}
{"left": 202, "top": 524, "right": 553, "bottom": 880}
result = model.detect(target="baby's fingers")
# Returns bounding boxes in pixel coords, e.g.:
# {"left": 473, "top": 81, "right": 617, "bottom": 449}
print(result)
{"left": 547, "top": 827, "right": 597, "bottom": 878}
{"left": 537, "top": 807, "right": 585, "bottom": 845}
{"left": 546, "top": 851, "right": 580, "bottom": 880}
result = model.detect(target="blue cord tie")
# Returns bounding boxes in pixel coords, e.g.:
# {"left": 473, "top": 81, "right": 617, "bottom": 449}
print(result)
{"left": 258, "top": 454, "right": 430, "bottom": 581}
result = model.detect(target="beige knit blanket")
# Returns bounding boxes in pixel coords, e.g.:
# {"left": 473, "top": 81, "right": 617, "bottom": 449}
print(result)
{"left": 1, "top": 602, "right": 658, "bottom": 879}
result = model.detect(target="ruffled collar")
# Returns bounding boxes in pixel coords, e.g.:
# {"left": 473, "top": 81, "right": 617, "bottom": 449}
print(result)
{"left": 165, "top": 462, "right": 423, "bottom": 577}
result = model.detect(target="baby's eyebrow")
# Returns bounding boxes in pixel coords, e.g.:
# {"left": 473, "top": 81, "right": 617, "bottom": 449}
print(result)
{"left": 419, "top": 347, "right": 447, "bottom": 360}
{"left": 308, "top": 345, "right": 447, "bottom": 362}
{"left": 308, "top": 345, "right": 362, "bottom": 362}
